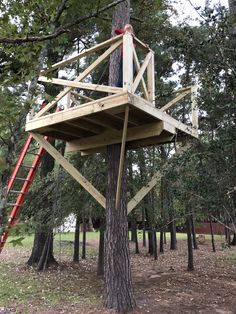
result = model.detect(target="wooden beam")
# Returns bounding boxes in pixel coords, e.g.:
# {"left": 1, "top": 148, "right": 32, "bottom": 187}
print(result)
{"left": 132, "top": 52, "right": 152, "bottom": 93}
{"left": 79, "top": 133, "right": 175, "bottom": 156}
{"left": 25, "top": 92, "right": 129, "bottom": 132}
{"left": 38, "top": 77, "right": 123, "bottom": 94}
{"left": 127, "top": 143, "right": 191, "bottom": 214}
{"left": 30, "top": 132, "right": 106, "bottom": 208}
{"left": 71, "top": 91, "right": 94, "bottom": 102}
{"left": 126, "top": 133, "right": 175, "bottom": 150}
{"left": 65, "top": 120, "right": 105, "bottom": 134}
{"left": 123, "top": 33, "right": 133, "bottom": 92}
{"left": 127, "top": 172, "right": 160, "bottom": 214}
{"left": 133, "top": 48, "right": 149, "bottom": 100}
{"left": 191, "top": 85, "right": 198, "bottom": 130}
{"left": 172, "top": 86, "right": 191, "bottom": 94}
{"left": 41, "top": 34, "right": 123, "bottom": 75}
{"left": 129, "top": 94, "right": 198, "bottom": 138}
{"left": 65, "top": 121, "right": 174, "bottom": 152}
{"left": 160, "top": 90, "right": 191, "bottom": 112}
{"left": 115, "top": 105, "right": 129, "bottom": 209}
{"left": 133, "top": 36, "right": 152, "bottom": 53}
{"left": 36, "top": 40, "right": 123, "bottom": 118}
{"left": 147, "top": 52, "right": 155, "bottom": 105}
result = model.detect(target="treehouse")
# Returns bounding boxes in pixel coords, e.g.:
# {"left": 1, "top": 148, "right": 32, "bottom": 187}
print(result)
{"left": 0, "top": 34, "right": 199, "bottom": 253}
{"left": 25, "top": 33, "right": 198, "bottom": 156}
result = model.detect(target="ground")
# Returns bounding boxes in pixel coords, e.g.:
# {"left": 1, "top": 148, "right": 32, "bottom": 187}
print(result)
{"left": 0, "top": 234, "right": 236, "bottom": 314}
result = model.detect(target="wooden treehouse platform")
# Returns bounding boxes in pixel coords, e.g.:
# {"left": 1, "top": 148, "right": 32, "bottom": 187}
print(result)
{"left": 25, "top": 33, "right": 198, "bottom": 156}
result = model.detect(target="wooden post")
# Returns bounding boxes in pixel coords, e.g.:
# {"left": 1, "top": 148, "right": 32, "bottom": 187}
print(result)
{"left": 147, "top": 52, "right": 155, "bottom": 106}
{"left": 115, "top": 105, "right": 129, "bottom": 209}
{"left": 191, "top": 85, "right": 198, "bottom": 130}
{"left": 66, "top": 91, "right": 71, "bottom": 109}
{"left": 123, "top": 33, "right": 133, "bottom": 92}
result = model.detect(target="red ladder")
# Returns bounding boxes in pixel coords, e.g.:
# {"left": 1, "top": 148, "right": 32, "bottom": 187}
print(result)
{"left": 0, "top": 134, "right": 48, "bottom": 253}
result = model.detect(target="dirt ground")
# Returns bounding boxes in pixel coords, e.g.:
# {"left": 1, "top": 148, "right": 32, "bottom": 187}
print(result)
{"left": 1, "top": 238, "right": 236, "bottom": 314}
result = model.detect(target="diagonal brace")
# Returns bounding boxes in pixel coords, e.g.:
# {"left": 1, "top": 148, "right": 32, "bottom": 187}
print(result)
{"left": 30, "top": 132, "right": 106, "bottom": 208}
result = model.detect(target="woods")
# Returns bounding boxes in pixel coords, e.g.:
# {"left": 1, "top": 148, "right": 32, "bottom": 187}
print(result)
{"left": 0, "top": 0, "right": 236, "bottom": 313}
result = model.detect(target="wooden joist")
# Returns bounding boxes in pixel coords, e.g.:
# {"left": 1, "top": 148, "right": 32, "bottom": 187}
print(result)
{"left": 129, "top": 94, "right": 198, "bottom": 138}
{"left": 65, "top": 121, "right": 175, "bottom": 153}
{"left": 26, "top": 92, "right": 129, "bottom": 131}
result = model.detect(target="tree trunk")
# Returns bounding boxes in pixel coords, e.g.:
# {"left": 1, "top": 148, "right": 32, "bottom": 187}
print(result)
{"left": 169, "top": 218, "right": 177, "bottom": 250}
{"left": 134, "top": 220, "right": 139, "bottom": 254}
{"left": 131, "top": 212, "right": 136, "bottom": 242}
{"left": 153, "top": 228, "right": 157, "bottom": 260}
{"left": 191, "top": 214, "right": 199, "bottom": 250}
{"left": 231, "top": 232, "right": 236, "bottom": 245}
{"left": 82, "top": 212, "right": 86, "bottom": 260}
{"left": 104, "top": 1, "right": 136, "bottom": 311}
{"left": 186, "top": 214, "right": 194, "bottom": 271}
{"left": 160, "top": 229, "right": 164, "bottom": 253}
{"left": 73, "top": 214, "right": 80, "bottom": 262}
{"left": 27, "top": 149, "right": 57, "bottom": 268}
{"left": 209, "top": 216, "right": 216, "bottom": 252}
{"left": 97, "top": 222, "right": 105, "bottom": 276}
{"left": 142, "top": 208, "right": 146, "bottom": 247}
{"left": 105, "top": 145, "right": 136, "bottom": 312}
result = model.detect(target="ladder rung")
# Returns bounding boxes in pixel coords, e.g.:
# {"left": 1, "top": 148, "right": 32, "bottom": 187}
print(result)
{"left": 20, "top": 164, "right": 36, "bottom": 169}
{"left": 15, "top": 177, "right": 32, "bottom": 182}
{"left": 27, "top": 152, "right": 42, "bottom": 156}
{"left": 6, "top": 203, "right": 20, "bottom": 207}
{"left": 8, "top": 190, "right": 27, "bottom": 195}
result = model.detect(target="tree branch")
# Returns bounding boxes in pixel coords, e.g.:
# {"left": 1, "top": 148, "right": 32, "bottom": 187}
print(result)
{"left": 0, "top": 0, "right": 125, "bottom": 45}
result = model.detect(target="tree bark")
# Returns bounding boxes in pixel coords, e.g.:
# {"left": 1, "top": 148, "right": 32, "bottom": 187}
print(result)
{"left": 142, "top": 208, "right": 146, "bottom": 247}
{"left": 27, "top": 149, "right": 57, "bottom": 268}
{"left": 160, "top": 229, "right": 164, "bottom": 253}
{"left": 105, "top": 145, "right": 136, "bottom": 312}
{"left": 186, "top": 214, "right": 194, "bottom": 271}
{"left": 82, "top": 211, "right": 86, "bottom": 259}
{"left": 104, "top": 1, "right": 136, "bottom": 311}
{"left": 169, "top": 218, "right": 177, "bottom": 250}
{"left": 153, "top": 228, "right": 158, "bottom": 260}
{"left": 209, "top": 216, "right": 216, "bottom": 252}
{"left": 131, "top": 212, "right": 136, "bottom": 242}
{"left": 73, "top": 214, "right": 80, "bottom": 262}
{"left": 97, "top": 221, "right": 105, "bottom": 276}
{"left": 191, "top": 213, "right": 199, "bottom": 250}
{"left": 134, "top": 220, "right": 139, "bottom": 254}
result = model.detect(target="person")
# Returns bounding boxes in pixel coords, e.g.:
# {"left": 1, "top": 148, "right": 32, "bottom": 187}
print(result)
{"left": 114, "top": 24, "right": 134, "bottom": 87}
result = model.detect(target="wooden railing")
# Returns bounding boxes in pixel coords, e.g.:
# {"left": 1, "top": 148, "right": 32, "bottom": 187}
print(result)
{"left": 27, "top": 33, "right": 154, "bottom": 119}
{"left": 27, "top": 33, "right": 197, "bottom": 131}
{"left": 159, "top": 85, "right": 198, "bottom": 130}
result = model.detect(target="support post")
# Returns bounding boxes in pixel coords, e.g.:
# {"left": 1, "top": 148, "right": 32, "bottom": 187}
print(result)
{"left": 115, "top": 105, "right": 129, "bottom": 209}
{"left": 123, "top": 34, "right": 133, "bottom": 92}
{"left": 191, "top": 85, "right": 198, "bottom": 131}
{"left": 147, "top": 52, "right": 155, "bottom": 106}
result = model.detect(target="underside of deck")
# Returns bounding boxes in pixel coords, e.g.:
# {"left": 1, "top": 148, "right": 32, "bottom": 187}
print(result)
{"left": 25, "top": 92, "right": 198, "bottom": 155}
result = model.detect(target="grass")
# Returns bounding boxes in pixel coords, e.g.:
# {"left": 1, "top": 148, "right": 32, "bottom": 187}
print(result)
{"left": 5, "top": 231, "right": 223, "bottom": 252}
{"left": 0, "top": 261, "right": 102, "bottom": 308}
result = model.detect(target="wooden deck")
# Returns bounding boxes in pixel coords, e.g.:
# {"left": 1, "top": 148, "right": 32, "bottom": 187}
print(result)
{"left": 25, "top": 91, "right": 197, "bottom": 155}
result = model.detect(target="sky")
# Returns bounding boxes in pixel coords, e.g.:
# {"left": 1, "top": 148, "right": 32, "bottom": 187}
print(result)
{"left": 171, "top": 0, "right": 229, "bottom": 24}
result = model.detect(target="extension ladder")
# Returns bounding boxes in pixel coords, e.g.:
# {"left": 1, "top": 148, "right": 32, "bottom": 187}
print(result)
{"left": 0, "top": 105, "right": 61, "bottom": 253}
{"left": 0, "top": 134, "right": 48, "bottom": 253}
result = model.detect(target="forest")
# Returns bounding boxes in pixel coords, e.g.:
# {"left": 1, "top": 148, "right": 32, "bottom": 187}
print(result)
{"left": 0, "top": 0, "right": 236, "bottom": 313}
